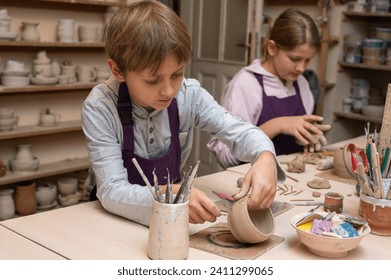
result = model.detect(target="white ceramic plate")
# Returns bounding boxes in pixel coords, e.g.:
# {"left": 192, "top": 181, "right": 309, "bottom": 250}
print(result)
{"left": 1, "top": 69, "right": 31, "bottom": 77}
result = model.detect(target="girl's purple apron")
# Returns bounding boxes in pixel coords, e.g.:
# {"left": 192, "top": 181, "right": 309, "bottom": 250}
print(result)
{"left": 254, "top": 73, "right": 306, "bottom": 155}
{"left": 90, "top": 82, "right": 181, "bottom": 200}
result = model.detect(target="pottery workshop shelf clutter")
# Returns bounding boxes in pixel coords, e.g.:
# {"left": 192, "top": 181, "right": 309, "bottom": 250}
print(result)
{"left": 0, "top": 7, "right": 113, "bottom": 87}
{"left": 335, "top": 5, "right": 391, "bottom": 125}
{"left": 0, "top": 0, "right": 128, "bottom": 220}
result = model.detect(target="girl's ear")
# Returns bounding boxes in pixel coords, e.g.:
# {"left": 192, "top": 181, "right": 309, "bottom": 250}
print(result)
{"left": 266, "top": 40, "right": 278, "bottom": 57}
{"left": 107, "top": 59, "right": 125, "bottom": 82}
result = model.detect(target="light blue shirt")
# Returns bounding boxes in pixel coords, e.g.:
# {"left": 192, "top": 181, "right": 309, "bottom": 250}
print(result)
{"left": 81, "top": 76, "right": 285, "bottom": 226}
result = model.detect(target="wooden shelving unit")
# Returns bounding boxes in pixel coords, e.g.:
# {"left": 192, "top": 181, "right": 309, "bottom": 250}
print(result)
{"left": 334, "top": 110, "right": 382, "bottom": 124}
{"left": 0, "top": 120, "right": 82, "bottom": 140}
{"left": 0, "top": 157, "right": 89, "bottom": 186}
{"left": 0, "top": 83, "right": 95, "bottom": 96}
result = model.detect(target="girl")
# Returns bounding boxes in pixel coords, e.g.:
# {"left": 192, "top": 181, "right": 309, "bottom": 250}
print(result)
{"left": 208, "top": 8, "right": 331, "bottom": 168}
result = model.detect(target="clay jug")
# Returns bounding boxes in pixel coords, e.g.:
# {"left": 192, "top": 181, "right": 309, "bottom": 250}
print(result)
{"left": 15, "top": 144, "right": 34, "bottom": 161}
{"left": 21, "top": 21, "right": 40, "bottom": 42}
{"left": 15, "top": 181, "right": 37, "bottom": 216}
{"left": 0, "top": 188, "right": 15, "bottom": 220}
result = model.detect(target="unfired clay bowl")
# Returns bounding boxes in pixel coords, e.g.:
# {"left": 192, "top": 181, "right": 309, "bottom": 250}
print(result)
{"left": 360, "top": 193, "right": 391, "bottom": 236}
{"left": 9, "top": 157, "right": 39, "bottom": 173}
{"left": 227, "top": 195, "right": 275, "bottom": 244}
{"left": 35, "top": 183, "right": 57, "bottom": 206}
{"left": 57, "top": 177, "right": 78, "bottom": 195}
{"left": 58, "top": 191, "right": 81, "bottom": 207}
{"left": 333, "top": 147, "right": 354, "bottom": 179}
{"left": 291, "top": 211, "right": 370, "bottom": 258}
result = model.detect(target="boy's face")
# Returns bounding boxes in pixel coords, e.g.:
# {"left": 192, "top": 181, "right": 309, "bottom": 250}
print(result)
{"left": 268, "top": 41, "right": 316, "bottom": 81}
{"left": 111, "top": 54, "right": 186, "bottom": 110}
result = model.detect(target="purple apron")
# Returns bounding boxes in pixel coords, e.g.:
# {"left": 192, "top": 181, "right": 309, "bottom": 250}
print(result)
{"left": 118, "top": 82, "right": 182, "bottom": 185}
{"left": 89, "top": 82, "right": 181, "bottom": 201}
{"left": 254, "top": 73, "right": 306, "bottom": 155}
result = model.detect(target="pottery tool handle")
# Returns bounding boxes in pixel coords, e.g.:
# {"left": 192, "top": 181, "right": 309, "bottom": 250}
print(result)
{"left": 357, "top": 162, "right": 375, "bottom": 197}
{"left": 131, "top": 158, "right": 158, "bottom": 201}
{"left": 378, "top": 83, "right": 391, "bottom": 158}
{"left": 376, "top": 153, "right": 385, "bottom": 199}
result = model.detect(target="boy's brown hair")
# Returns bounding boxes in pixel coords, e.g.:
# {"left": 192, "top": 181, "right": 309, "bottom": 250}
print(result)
{"left": 104, "top": 0, "right": 191, "bottom": 74}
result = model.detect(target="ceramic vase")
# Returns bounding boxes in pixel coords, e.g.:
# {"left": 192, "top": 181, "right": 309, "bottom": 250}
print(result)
{"left": 21, "top": 21, "right": 40, "bottom": 42}
{"left": 15, "top": 181, "right": 37, "bottom": 216}
{"left": 0, "top": 188, "right": 15, "bottom": 220}
{"left": 147, "top": 199, "right": 189, "bottom": 260}
{"left": 15, "top": 144, "right": 34, "bottom": 161}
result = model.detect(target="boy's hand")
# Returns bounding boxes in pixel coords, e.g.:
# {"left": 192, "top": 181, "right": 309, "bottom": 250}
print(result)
{"left": 234, "top": 151, "right": 277, "bottom": 209}
{"left": 188, "top": 188, "right": 221, "bottom": 224}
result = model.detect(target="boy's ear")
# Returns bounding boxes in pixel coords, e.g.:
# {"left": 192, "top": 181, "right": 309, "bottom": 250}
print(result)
{"left": 107, "top": 59, "right": 125, "bottom": 82}
{"left": 266, "top": 40, "right": 277, "bottom": 57}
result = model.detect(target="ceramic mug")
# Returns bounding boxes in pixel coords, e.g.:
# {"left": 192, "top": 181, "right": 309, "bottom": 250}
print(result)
{"left": 77, "top": 65, "right": 97, "bottom": 83}
{"left": 147, "top": 198, "right": 189, "bottom": 260}
{"left": 78, "top": 26, "right": 99, "bottom": 43}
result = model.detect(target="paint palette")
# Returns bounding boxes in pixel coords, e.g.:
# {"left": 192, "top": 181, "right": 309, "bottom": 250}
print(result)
{"left": 291, "top": 212, "right": 371, "bottom": 258}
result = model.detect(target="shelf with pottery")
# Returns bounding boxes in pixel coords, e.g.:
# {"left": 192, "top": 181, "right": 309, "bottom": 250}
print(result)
{"left": 339, "top": 61, "right": 391, "bottom": 71}
{"left": 0, "top": 83, "right": 96, "bottom": 96}
{"left": 343, "top": 11, "right": 391, "bottom": 20}
{"left": 333, "top": 110, "right": 382, "bottom": 124}
{"left": 0, "top": 41, "right": 105, "bottom": 49}
{"left": 0, "top": 156, "right": 89, "bottom": 186}
{"left": 0, "top": 120, "right": 82, "bottom": 140}
{"left": 1, "top": 0, "right": 126, "bottom": 10}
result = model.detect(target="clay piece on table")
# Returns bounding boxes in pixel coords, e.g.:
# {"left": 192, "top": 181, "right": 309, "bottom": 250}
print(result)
{"left": 303, "top": 152, "right": 325, "bottom": 165}
{"left": 287, "top": 154, "right": 305, "bottom": 173}
{"left": 307, "top": 178, "right": 331, "bottom": 189}
{"left": 312, "top": 191, "right": 321, "bottom": 197}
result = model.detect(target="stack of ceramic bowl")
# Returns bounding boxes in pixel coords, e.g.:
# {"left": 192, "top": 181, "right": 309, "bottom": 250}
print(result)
{"left": 1, "top": 60, "right": 31, "bottom": 87}
{"left": 0, "top": 106, "right": 18, "bottom": 132}
{"left": 0, "top": 9, "right": 19, "bottom": 41}
{"left": 351, "top": 78, "right": 370, "bottom": 113}
{"left": 344, "top": 34, "right": 363, "bottom": 64}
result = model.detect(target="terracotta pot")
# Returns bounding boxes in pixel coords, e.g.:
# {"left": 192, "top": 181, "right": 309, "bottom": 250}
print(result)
{"left": 227, "top": 195, "right": 275, "bottom": 244}
{"left": 15, "top": 181, "right": 37, "bottom": 215}
{"left": 333, "top": 147, "right": 353, "bottom": 179}
{"left": 324, "top": 192, "right": 344, "bottom": 213}
{"left": 360, "top": 193, "right": 391, "bottom": 236}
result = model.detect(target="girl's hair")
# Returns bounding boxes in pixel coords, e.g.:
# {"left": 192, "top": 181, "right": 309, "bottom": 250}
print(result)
{"left": 262, "top": 8, "right": 320, "bottom": 59}
{"left": 103, "top": 0, "right": 191, "bottom": 74}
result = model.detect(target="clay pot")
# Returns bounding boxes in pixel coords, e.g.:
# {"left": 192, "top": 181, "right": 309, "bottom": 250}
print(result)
{"left": 21, "top": 21, "right": 40, "bottom": 42}
{"left": 35, "top": 183, "right": 57, "bottom": 206}
{"left": 15, "top": 181, "right": 37, "bottom": 216}
{"left": 324, "top": 192, "right": 344, "bottom": 213}
{"left": 227, "top": 195, "right": 275, "bottom": 243}
{"left": 0, "top": 188, "right": 15, "bottom": 220}
{"left": 360, "top": 193, "right": 391, "bottom": 236}
{"left": 147, "top": 199, "right": 189, "bottom": 260}
{"left": 333, "top": 147, "right": 353, "bottom": 179}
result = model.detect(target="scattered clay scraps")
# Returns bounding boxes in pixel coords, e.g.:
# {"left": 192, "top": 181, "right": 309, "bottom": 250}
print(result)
{"left": 312, "top": 191, "right": 321, "bottom": 197}
{"left": 287, "top": 154, "right": 305, "bottom": 173}
{"left": 307, "top": 178, "right": 331, "bottom": 189}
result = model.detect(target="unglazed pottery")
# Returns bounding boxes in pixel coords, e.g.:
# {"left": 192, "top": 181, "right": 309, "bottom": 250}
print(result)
{"left": 21, "top": 21, "right": 40, "bottom": 41}
{"left": 57, "top": 177, "right": 78, "bottom": 195}
{"left": 333, "top": 147, "right": 353, "bottom": 179}
{"left": 360, "top": 193, "right": 391, "bottom": 236}
{"left": 227, "top": 195, "right": 275, "bottom": 244}
{"left": 35, "top": 183, "right": 57, "bottom": 206}
{"left": 15, "top": 181, "right": 37, "bottom": 216}
{"left": 15, "top": 144, "right": 33, "bottom": 161}
{"left": 58, "top": 191, "right": 81, "bottom": 207}
{"left": 324, "top": 192, "right": 344, "bottom": 213}
{"left": 147, "top": 199, "right": 189, "bottom": 260}
{"left": 0, "top": 188, "right": 15, "bottom": 220}
{"left": 291, "top": 211, "right": 370, "bottom": 258}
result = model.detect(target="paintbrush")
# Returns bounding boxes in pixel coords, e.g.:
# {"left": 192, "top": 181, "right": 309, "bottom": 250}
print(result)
{"left": 212, "top": 190, "right": 234, "bottom": 202}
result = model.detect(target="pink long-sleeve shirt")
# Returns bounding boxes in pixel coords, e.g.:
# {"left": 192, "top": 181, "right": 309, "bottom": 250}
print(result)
{"left": 207, "top": 59, "right": 315, "bottom": 168}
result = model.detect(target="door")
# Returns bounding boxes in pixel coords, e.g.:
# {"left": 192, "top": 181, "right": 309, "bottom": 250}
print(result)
{"left": 180, "top": 0, "right": 264, "bottom": 175}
